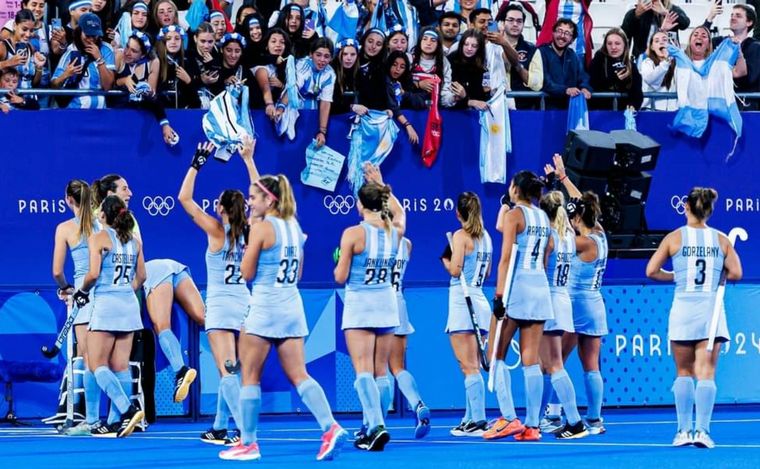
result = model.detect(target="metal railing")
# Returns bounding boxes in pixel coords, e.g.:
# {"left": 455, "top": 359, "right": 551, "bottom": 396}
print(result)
{"left": 3, "top": 89, "right": 760, "bottom": 111}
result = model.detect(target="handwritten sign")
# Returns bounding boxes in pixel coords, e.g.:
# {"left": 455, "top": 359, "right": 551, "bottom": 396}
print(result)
{"left": 300, "top": 140, "right": 346, "bottom": 192}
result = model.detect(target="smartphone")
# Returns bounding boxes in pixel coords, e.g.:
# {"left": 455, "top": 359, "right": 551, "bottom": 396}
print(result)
{"left": 305, "top": 17, "right": 315, "bottom": 31}
{"left": 16, "top": 42, "right": 29, "bottom": 59}
{"left": 488, "top": 20, "right": 499, "bottom": 33}
{"left": 612, "top": 61, "right": 626, "bottom": 71}
{"left": 51, "top": 18, "right": 63, "bottom": 31}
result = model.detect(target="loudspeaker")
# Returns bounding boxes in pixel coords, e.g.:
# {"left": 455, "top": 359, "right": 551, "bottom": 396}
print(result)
{"left": 566, "top": 168, "right": 608, "bottom": 197}
{"left": 601, "top": 200, "right": 646, "bottom": 233}
{"left": 563, "top": 130, "right": 616, "bottom": 172}
{"left": 609, "top": 130, "right": 661, "bottom": 171}
{"left": 607, "top": 171, "right": 652, "bottom": 204}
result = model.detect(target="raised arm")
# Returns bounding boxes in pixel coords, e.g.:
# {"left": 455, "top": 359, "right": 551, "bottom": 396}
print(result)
{"left": 178, "top": 142, "right": 225, "bottom": 237}
{"left": 548, "top": 153, "right": 582, "bottom": 198}
{"left": 239, "top": 134, "right": 259, "bottom": 183}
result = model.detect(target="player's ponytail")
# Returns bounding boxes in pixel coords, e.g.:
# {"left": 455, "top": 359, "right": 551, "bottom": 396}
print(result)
{"left": 220, "top": 189, "right": 247, "bottom": 249}
{"left": 91, "top": 174, "right": 123, "bottom": 206}
{"left": 67, "top": 179, "right": 95, "bottom": 239}
{"left": 102, "top": 195, "right": 134, "bottom": 244}
{"left": 540, "top": 190, "right": 572, "bottom": 241}
{"left": 359, "top": 182, "right": 393, "bottom": 235}
{"left": 687, "top": 186, "right": 718, "bottom": 221}
{"left": 276, "top": 174, "right": 297, "bottom": 220}
{"left": 457, "top": 191, "right": 484, "bottom": 240}
{"left": 512, "top": 170, "right": 544, "bottom": 202}
{"left": 580, "top": 191, "right": 601, "bottom": 229}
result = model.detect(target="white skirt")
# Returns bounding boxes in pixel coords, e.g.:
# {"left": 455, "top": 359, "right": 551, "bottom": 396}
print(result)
{"left": 245, "top": 286, "right": 308, "bottom": 339}
{"left": 341, "top": 288, "right": 400, "bottom": 330}
{"left": 446, "top": 286, "right": 491, "bottom": 334}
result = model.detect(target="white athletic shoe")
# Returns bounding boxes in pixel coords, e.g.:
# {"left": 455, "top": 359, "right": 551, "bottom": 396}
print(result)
{"left": 672, "top": 430, "right": 693, "bottom": 447}
{"left": 585, "top": 418, "right": 606, "bottom": 435}
{"left": 65, "top": 421, "right": 96, "bottom": 436}
{"left": 539, "top": 417, "right": 563, "bottom": 434}
{"left": 693, "top": 430, "right": 715, "bottom": 449}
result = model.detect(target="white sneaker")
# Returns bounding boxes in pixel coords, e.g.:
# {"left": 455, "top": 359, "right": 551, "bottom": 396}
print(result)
{"left": 672, "top": 430, "right": 693, "bottom": 447}
{"left": 539, "top": 417, "right": 563, "bottom": 434}
{"left": 693, "top": 430, "right": 715, "bottom": 449}
{"left": 586, "top": 418, "right": 606, "bottom": 435}
{"left": 64, "top": 421, "right": 96, "bottom": 436}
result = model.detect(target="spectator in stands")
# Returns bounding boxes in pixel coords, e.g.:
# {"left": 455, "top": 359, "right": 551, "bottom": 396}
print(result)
{"left": 528, "top": 18, "right": 591, "bottom": 109}
{"left": 269, "top": 0, "right": 320, "bottom": 34}
{"left": 438, "top": 11, "right": 463, "bottom": 56}
{"left": 537, "top": 0, "right": 593, "bottom": 68}
{"left": 589, "top": 27, "right": 643, "bottom": 110}
{"left": 331, "top": 38, "right": 360, "bottom": 115}
{"left": 454, "top": 0, "right": 479, "bottom": 33}
{"left": 705, "top": 3, "right": 760, "bottom": 111}
{"left": 0, "top": 9, "right": 48, "bottom": 89}
{"left": 238, "top": 14, "right": 267, "bottom": 67}
{"left": 185, "top": 22, "right": 221, "bottom": 109}
{"left": 750, "top": 0, "right": 760, "bottom": 40}
{"left": 386, "top": 49, "right": 426, "bottom": 111}
{"left": 449, "top": 29, "right": 490, "bottom": 110}
{"left": 276, "top": 3, "right": 316, "bottom": 58}
{"left": 411, "top": 27, "right": 455, "bottom": 107}
{"left": 1, "top": 0, "right": 49, "bottom": 57}
{"left": 386, "top": 25, "right": 410, "bottom": 54}
{"left": 355, "top": 28, "right": 388, "bottom": 110}
{"left": 638, "top": 30, "right": 676, "bottom": 111}
{"left": 210, "top": 10, "right": 228, "bottom": 42}
{"left": 156, "top": 25, "right": 200, "bottom": 108}
{"left": 496, "top": 3, "right": 537, "bottom": 109}
{"left": 151, "top": 0, "right": 181, "bottom": 37}
{"left": 51, "top": 12, "right": 116, "bottom": 109}
{"left": 207, "top": 32, "right": 254, "bottom": 96}
{"left": 112, "top": 2, "right": 150, "bottom": 52}
{"left": 51, "top": 0, "right": 94, "bottom": 66}
{"left": 467, "top": 8, "right": 508, "bottom": 94}
{"left": 0, "top": 67, "right": 40, "bottom": 112}
{"left": 234, "top": 2, "right": 258, "bottom": 29}
{"left": 92, "top": 0, "right": 115, "bottom": 44}
{"left": 622, "top": 0, "right": 690, "bottom": 60}
{"left": 252, "top": 28, "right": 290, "bottom": 113}
{"left": 280, "top": 37, "right": 336, "bottom": 147}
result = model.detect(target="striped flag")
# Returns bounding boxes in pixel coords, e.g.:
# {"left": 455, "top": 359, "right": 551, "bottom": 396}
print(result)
{"left": 478, "top": 87, "right": 511, "bottom": 184}
{"left": 347, "top": 110, "right": 399, "bottom": 192}
{"left": 202, "top": 84, "right": 254, "bottom": 162}
{"left": 322, "top": 0, "right": 359, "bottom": 43}
{"left": 276, "top": 56, "right": 300, "bottom": 140}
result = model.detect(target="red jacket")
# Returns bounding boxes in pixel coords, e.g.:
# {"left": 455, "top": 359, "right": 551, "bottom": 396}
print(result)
{"left": 536, "top": 0, "right": 594, "bottom": 68}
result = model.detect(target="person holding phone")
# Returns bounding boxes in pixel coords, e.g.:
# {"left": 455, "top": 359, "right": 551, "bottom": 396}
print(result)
{"left": 588, "top": 27, "right": 643, "bottom": 110}
{"left": 622, "top": 0, "right": 691, "bottom": 58}
{"left": 0, "top": 9, "right": 47, "bottom": 89}
{"left": 51, "top": 0, "right": 94, "bottom": 64}
{"left": 275, "top": 3, "right": 315, "bottom": 59}
{"left": 185, "top": 22, "right": 222, "bottom": 109}
{"left": 51, "top": 12, "right": 116, "bottom": 109}
{"left": 1, "top": 0, "right": 49, "bottom": 56}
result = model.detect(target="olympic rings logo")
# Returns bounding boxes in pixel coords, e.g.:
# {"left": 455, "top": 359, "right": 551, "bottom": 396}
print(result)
{"left": 671, "top": 195, "right": 687, "bottom": 215}
{"left": 323, "top": 195, "right": 355, "bottom": 215}
{"left": 142, "top": 196, "right": 175, "bottom": 216}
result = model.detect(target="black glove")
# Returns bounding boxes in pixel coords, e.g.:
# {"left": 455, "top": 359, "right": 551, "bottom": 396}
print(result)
{"left": 492, "top": 296, "right": 506, "bottom": 321}
{"left": 440, "top": 243, "right": 452, "bottom": 261}
{"left": 191, "top": 143, "right": 211, "bottom": 170}
{"left": 73, "top": 289, "right": 90, "bottom": 308}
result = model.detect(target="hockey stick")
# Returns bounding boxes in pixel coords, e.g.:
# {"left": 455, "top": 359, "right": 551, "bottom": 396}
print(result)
{"left": 41, "top": 301, "right": 80, "bottom": 358}
{"left": 487, "top": 243, "right": 518, "bottom": 392}
{"left": 62, "top": 297, "right": 75, "bottom": 432}
{"left": 447, "top": 232, "right": 489, "bottom": 371}
{"left": 707, "top": 227, "right": 747, "bottom": 352}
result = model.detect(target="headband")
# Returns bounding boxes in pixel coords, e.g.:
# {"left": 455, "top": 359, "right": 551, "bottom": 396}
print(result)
{"left": 389, "top": 24, "right": 407, "bottom": 36}
{"left": 209, "top": 11, "right": 225, "bottom": 21}
{"left": 335, "top": 38, "right": 357, "bottom": 52}
{"left": 131, "top": 30, "right": 152, "bottom": 54}
{"left": 255, "top": 180, "right": 278, "bottom": 202}
{"left": 158, "top": 24, "right": 186, "bottom": 40}
{"left": 69, "top": 0, "right": 92, "bottom": 11}
{"left": 132, "top": 2, "right": 148, "bottom": 12}
{"left": 365, "top": 28, "right": 386, "bottom": 40}
{"left": 248, "top": 17, "right": 260, "bottom": 27}
{"left": 422, "top": 30, "right": 439, "bottom": 40}
{"left": 220, "top": 32, "right": 247, "bottom": 48}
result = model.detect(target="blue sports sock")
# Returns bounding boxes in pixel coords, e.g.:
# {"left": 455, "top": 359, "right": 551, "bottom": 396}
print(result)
{"left": 672, "top": 376, "right": 695, "bottom": 433}
{"left": 107, "top": 370, "right": 132, "bottom": 424}
{"left": 494, "top": 360, "right": 517, "bottom": 421}
{"left": 584, "top": 371, "right": 604, "bottom": 421}
{"left": 220, "top": 375, "right": 243, "bottom": 430}
{"left": 73, "top": 357, "right": 85, "bottom": 404}
{"left": 551, "top": 369, "right": 581, "bottom": 425}
{"left": 84, "top": 369, "right": 101, "bottom": 425}
{"left": 94, "top": 367, "right": 130, "bottom": 416}
{"left": 523, "top": 364, "right": 543, "bottom": 427}
{"left": 354, "top": 372, "right": 383, "bottom": 431}
{"left": 695, "top": 380, "right": 717, "bottom": 433}
{"left": 240, "top": 385, "right": 261, "bottom": 445}
{"left": 297, "top": 377, "right": 336, "bottom": 432}
{"left": 375, "top": 375, "right": 392, "bottom": 419}
{"left": 463, "top": 389, "right": 472, "bottom": 423}
{"left": 464, "top": 373, "right": 486, "bottom": 423}
{"left": 395, "top": 370, "right": 422, "bottom": 409}
{"left": 213, "top": 386, "right": 231, "bottom": 431}
{"left": 158, "top": 330, "right": 185, "bottom": 373}
{"left": 540, "top": 374, "right": 553, "bottom": 415}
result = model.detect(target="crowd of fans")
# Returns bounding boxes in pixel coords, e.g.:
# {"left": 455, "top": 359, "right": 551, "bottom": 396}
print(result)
{"left": 1, "top": 0, "right": 759, "bottom": 131}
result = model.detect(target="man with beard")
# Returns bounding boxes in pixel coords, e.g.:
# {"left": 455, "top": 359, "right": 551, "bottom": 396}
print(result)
{"left": 527, "top": 18, "right": 590, "bottom": 110}
{"left": 493, "top": 4, "right": 537, "bottom": 108}
{"left": 438, "top": 11, "right": 464, "bottom": 56}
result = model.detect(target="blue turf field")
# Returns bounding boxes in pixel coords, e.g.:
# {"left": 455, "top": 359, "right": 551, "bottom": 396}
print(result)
{"left": 2, "top": 406, "right": 758, "bottom": 468}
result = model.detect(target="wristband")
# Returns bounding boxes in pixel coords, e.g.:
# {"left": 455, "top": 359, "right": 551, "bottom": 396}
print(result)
{"left": 265, "top": 102, "right": 274, "bottom": 107}
{"left": 403, "top": 122, "right": 412, "bottom": 128}
{"left": 57, "top": 284, "right": 74, "bottom": 296}
{"left": 559, "top": 175, "right": 568, "bottom": 182}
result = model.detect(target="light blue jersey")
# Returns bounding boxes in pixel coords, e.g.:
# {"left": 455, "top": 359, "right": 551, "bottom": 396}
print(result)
{"left": 206, "top": 225, "right": 248, "bottom": 299}
{"left": 449, "top": 231, "right": 492, "bottom": 288}
{"left": 295, "top": 57, "right": 335, "bottom": 110}
{"left": 547, "top": 228, "right": 576, "bottom": 292}
{"left": 569, "top": 231, "right": 608, "bottom": 336}
{"left": 52, "top": 42, "right": 116, "bottom": 109}
{"left": 669, "top": 226, "right": 728, "bottom": 342}
{"left": 246, "top": 216, "right": 308, "bottom": 339}
{"left": 506, "top": 205, "right": 554, "bottom": 321}
{"left": 347, "top": 222, "right": 399, "bottom": 291}
{"left": 70, "top": 217, "right": 101, "bottom": 325}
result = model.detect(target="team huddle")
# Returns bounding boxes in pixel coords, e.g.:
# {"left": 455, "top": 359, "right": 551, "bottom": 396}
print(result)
{"left": 50, "top": 140, "right": 741, "bottom": 461}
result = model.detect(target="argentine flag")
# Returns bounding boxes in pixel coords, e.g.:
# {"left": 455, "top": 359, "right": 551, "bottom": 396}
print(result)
{"left": 202, "top": 84, "right": 254, "bottom": 162}
{"left": 479, "top": 87, "right": 511, "bottom": 184}
{"left": 322, "top": 0, "right": 359, "bottom": 43}
{"left": 277, "top": 56, "right": 301, "bottom": 141}
{"left": 347, "top": 110, "right": 399, "bottom": 192}
{"left": 669, "top": 39, "right": 742, "bottom": 140}
{"left": 567, "top": 94, "right": 589, "bottom": 132}
{"left": 369, "top": 0, "right": 419, "bottom": 53}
